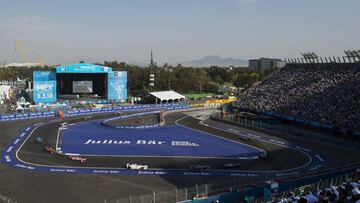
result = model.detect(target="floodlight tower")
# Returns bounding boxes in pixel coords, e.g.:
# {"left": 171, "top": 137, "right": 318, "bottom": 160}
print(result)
{"left": 301, "top": 52, "right": 319, "bottom": 63}
{"left": 149, "top": 49, "right": 155, "bottom": 91}
{"left": 344, "top": 50, "right": 360, "bottom": 63}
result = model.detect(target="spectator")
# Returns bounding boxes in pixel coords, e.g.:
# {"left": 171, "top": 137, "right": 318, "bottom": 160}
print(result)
{"left": 237, "top": 65, "right": 360, "bottom": 132}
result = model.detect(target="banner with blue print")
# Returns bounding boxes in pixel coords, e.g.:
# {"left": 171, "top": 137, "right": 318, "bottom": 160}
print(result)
{"left": 33, "top": 71, "right": 57, "bottom": 103}
{"left": 55, "top": 64, "right": 112, "bottom": 73}
{"left": 108, "top": 71, "right": 127, "bottom": 101}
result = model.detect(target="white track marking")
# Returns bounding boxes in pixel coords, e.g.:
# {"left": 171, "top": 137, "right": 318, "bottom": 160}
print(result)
{"left": 13, "top": 113, "right": 314, "bottom": 173}
{"left": 55, "top": 127, "right": 61, "bottom": 151}
{"left": 190, "top": 116, "right": 314, "bottom": 172}
{"left": 175, "top": 116, "right": 265, "bottom": 155}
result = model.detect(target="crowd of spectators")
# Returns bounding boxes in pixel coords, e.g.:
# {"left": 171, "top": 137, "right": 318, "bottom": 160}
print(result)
{"left": 237, "top": 65, "right": 360, "bottom": 132}
{"left": 273, "top": 179, "right": 360, "bottom": 203}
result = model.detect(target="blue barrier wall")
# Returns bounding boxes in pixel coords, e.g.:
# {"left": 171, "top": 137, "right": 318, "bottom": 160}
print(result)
{"left": 0, "top": 104, "right": 189, "bottom": 122}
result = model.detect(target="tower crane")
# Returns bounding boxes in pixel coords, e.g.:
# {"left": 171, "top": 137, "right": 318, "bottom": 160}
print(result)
{"left": 14, "top": 40, "right": 45, "bottom": 66}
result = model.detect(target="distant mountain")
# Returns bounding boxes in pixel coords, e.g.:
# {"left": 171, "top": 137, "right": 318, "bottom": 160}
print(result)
{"left": 181, "top": 56, "right": 248, "bottom": 67}
{"left": 127, "top": 55, "right": 249, "bottom": 68}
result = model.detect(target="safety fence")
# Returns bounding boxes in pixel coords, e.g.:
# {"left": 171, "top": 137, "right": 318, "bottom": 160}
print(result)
{"left": 0, "top": 104, "right": 189, "bottom": 122}
{"left": 104, "top": 177, "right": 263, "bottom": 203}
{"left": 0, "top": 194, "right": 17, "bottom": 203}
{"left": 103, "top": 164, "right": 359, "bottom": 203}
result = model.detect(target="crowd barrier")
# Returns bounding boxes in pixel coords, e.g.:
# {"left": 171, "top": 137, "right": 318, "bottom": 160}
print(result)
{"left": 0, "top": 104, "right": 190, "bottom": 122}
{"left": 181, "top": 164, "right": 359, "bottom": 203}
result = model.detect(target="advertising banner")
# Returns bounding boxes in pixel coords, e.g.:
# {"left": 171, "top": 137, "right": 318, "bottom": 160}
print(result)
{"left": 108, "top": 71, "right": 127, "bottom": 101}
{"left": 33, "top": 71, "right": 57, "bottom": 103}
{"left": 56, "top": 64, "right": 112, "bottom": 73}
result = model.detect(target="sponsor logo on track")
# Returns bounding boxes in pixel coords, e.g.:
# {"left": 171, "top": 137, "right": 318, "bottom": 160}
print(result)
{"left": 171, "top": 141, "right": 200, "bottom": 147}
{"left": 84, "top": 139, "right": 166, "bottom": 145}
{"left": 315, "top": 155, "right": 325, "bottom": 162}
{"left": 15, "top": 164, "right": 35, "bottom": 170}
{"left": 5, "top": 155, "right": 11, "bottom": 162}
{"left": 6, "top": 146, "right": 13, "bottom": 153}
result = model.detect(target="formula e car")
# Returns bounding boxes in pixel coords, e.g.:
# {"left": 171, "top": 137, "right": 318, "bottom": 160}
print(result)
{"left": 222, "top": 163, "right": 241, "bottom": 169}
{"left": 60, "top": 122, "right": 68, "bottom": 126}
{"left": 189, "top": 164, "right": 210, "bottom": 171}
{"left": 126, "top": 163, "right": 148, "bottom": 170}
{"left": 35, "top": 136, "right": 44, "bottom": 143}
{"left": 44, "top": 145, "right": 56, "bottom": 154}
{"left": 68, "top": 156, "right": 87, "bottom": 163}
{"left": 84, "top": 116, "right": 92, "bottom": 120}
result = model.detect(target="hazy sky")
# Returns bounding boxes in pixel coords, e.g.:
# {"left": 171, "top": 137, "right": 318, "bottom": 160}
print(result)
{"left": 0, "top": 0, "right": 359, "bottom": 65}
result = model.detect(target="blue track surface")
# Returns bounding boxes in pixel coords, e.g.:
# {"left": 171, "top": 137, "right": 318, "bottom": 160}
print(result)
{"left": 59, "top": 120, "right": 261, "bottom": 159}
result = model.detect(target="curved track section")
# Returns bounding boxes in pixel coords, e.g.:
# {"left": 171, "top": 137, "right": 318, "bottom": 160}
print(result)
{"left": 1, "top": 109, "right": 321, "bottom": 178}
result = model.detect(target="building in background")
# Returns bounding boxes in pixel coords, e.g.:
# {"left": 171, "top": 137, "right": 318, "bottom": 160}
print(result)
{"left": 249, "top": 58, "right": 286, "bottom": 73}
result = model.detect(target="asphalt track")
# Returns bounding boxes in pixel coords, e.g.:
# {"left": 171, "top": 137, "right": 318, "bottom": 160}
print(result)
{"left": 1, "top": 109, "right": 360, "bottom": 203}
{"left": 59, "top": 119, "right": 261, "bottom": 158}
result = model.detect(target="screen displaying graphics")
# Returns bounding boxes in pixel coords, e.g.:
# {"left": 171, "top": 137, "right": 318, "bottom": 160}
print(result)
{"left": 73, "top": 81, "right": 93, "bottom": 93}
{"left": 108, "top": 71, "right": 127, "bottom": 101}
{"left": 33, "top": 71, "right": 57, "bottom": 103}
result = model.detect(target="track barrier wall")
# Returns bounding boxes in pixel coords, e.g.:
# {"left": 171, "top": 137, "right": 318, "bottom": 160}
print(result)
{"left": 211, "top": 113, "right": 360, "bottom": 150}
{"left": 0, "top": 104, "right": 189, "bottom": 122}
{"left": 101, "top": 110, "right": 161, "bottom": 129}
{"left": 248, "top": 110, "right": 360, "bottom": 137}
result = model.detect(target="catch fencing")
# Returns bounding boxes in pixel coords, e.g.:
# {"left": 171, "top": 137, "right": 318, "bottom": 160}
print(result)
{"left": 103, "top": 164, "right": 359, "bottom": 203}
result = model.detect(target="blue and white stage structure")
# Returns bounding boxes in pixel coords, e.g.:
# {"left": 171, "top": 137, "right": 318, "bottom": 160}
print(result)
{"left": 33, "top": 63, "right": 127, "bottom": 104}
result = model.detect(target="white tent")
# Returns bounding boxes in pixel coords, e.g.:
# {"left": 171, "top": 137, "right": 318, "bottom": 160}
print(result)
{"left": 149, "top": 91, "right": 186, "bottom": 103}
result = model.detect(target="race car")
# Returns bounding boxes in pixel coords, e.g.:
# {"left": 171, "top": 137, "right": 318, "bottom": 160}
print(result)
{"left": 68, "top": 156, "right": 87, "bottom": 163}
{"left": 189, "top": 164, "right": 210, "bottom": 171}
{"left": 222, "top": 163, "right": 241, "bottom": 169}
{"left": 35, "top": 136, "right": 44, "bottom": 143}
{"left": 259, "top": 151, "right": 267, "bottom": 159}
{"left": 44, "top": 145, "right": 56, "bottom": 154}
{"left": 60, "top": 122, "right": 68, "bottom": 126}
{"left": 126, "top": 163, "right": 148, "bottom": 170}
{"left": 84, "top": 116, "right": 92, "bottom": 120}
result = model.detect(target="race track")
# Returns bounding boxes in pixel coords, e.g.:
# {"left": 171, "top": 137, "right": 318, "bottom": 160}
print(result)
{"left": 1, "top": 108, "right": 359, "bottom": 202}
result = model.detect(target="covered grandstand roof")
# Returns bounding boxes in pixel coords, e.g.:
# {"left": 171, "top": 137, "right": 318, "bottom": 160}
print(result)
{"left": 149, "top": 91, "right": 185, "bottom": 101}
{"left": 3, "top": 63, "right": 42, "bottom": 68}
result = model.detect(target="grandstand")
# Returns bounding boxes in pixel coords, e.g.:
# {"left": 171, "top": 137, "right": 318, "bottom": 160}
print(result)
{"left": 236, "top": 62, "right": 360, "bottom": 136}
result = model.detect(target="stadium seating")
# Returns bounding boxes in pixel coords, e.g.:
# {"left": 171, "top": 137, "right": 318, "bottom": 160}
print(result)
{"left": 237, "top": 64, "right": 360, "bottom": 132}
{"left": 273, "top": 179, "right": 360, "bottom": 203}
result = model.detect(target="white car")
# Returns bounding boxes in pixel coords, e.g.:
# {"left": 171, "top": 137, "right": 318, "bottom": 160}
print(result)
{"left": 60, "top": 122, "right": 68, "bottom": 126}
{"left": 126, "top": 163, "right": 148, "bottom": 170}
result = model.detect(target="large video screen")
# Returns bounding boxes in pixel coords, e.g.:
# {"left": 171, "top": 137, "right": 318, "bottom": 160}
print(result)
{"left": 73, "top": 81, "right": 93, "bottom": 93}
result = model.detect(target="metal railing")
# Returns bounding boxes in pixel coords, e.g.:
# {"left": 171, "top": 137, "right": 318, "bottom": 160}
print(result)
{"left": 0, "top": 194, "right": 17, "bottom": 203}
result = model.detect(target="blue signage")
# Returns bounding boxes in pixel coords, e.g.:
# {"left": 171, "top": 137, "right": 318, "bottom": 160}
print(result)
{"left": 55, "top": 64, "right": 112, "bottom": 73}
{"left": 33, "top": 71, "right": 57, "bottom": 103}
{"left": 108, "top": 71, "right": 127, "bottom": 101}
